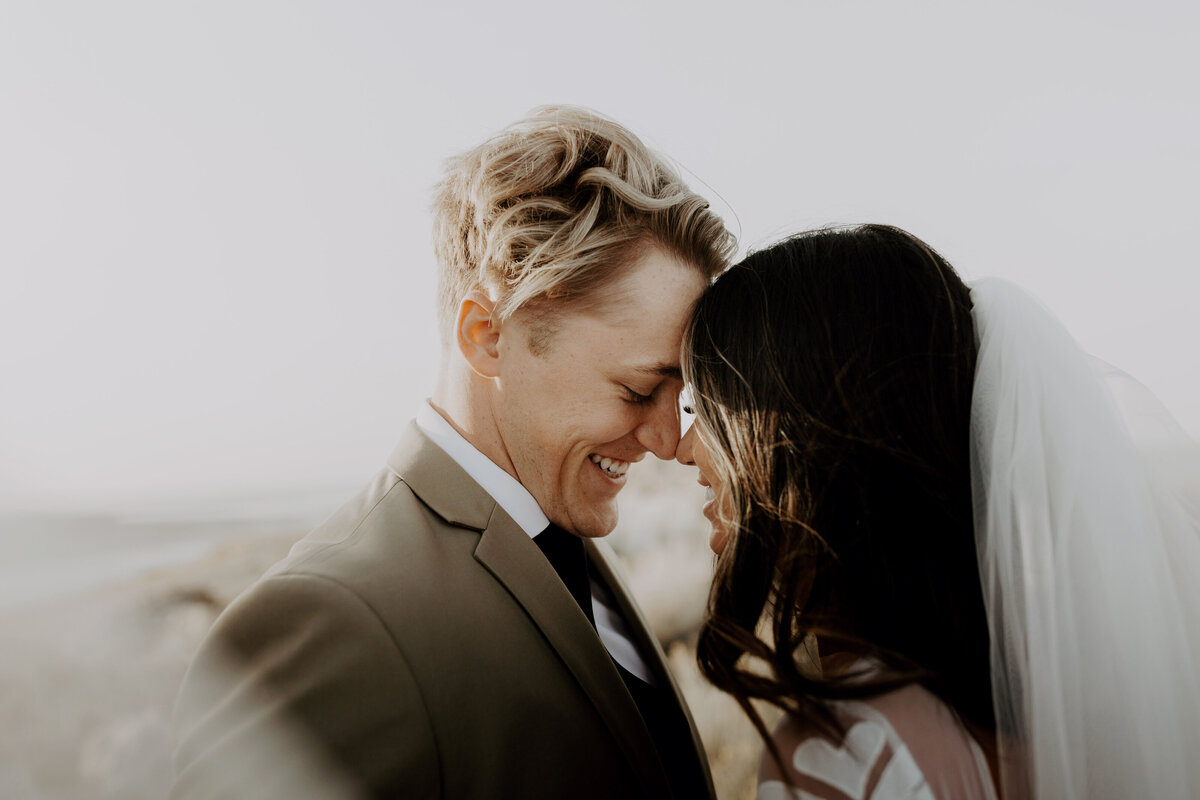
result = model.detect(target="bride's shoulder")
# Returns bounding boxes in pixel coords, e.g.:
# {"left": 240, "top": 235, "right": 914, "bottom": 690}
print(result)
{"left": 756, "top": 685, "right": 994, "bottom": 800}
{"left": 757, "top": 699, "right": 907, "bottom": 800}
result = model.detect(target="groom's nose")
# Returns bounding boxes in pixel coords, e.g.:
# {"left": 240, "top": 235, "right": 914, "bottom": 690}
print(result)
{"left": 634, "top": 392, "right": 682, "bottom": 460}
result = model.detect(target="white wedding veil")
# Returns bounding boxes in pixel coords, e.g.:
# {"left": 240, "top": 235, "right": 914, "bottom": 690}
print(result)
{"left": 969, "top": 278, "right": 1200, "bottom": 799}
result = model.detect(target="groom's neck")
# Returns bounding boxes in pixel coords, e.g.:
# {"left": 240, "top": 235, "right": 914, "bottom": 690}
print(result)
{"left": 430, "top": 367, "right": 519, "bottom": 483}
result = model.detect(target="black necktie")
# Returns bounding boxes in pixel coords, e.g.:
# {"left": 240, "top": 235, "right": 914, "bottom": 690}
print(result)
{"left": 532, "top": 523, "right": 709, "bottom": 798}
{"left": 532, "top": 523, "right": 594, "bottom": 626}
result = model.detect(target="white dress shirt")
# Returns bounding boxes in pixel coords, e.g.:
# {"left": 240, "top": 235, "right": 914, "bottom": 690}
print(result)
{"left": 416, "top": 402, "right": 655, "bottom": 684}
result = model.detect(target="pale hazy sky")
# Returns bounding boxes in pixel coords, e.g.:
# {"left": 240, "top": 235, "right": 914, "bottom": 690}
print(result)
{"left": 2, "top": 0, "right": 1197, "bottom": 514}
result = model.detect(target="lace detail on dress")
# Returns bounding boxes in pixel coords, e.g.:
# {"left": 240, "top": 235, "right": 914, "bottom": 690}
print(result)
{"left": 757, "top": 686, "right": 996, "bottom": 800}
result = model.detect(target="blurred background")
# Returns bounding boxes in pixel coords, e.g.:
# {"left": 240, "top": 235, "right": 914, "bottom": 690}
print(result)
{"left": 1, "top": 1, "right": 1197, "bottom": 798}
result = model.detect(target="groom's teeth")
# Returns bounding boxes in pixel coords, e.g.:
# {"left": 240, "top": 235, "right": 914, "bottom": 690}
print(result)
{"left": 589, "top": 453, "right": 628, "bottom": 478}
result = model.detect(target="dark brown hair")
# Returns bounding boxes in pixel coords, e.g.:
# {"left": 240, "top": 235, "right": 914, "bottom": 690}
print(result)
{"left": 684, "top": 224, "right": 992, "bottom": 762}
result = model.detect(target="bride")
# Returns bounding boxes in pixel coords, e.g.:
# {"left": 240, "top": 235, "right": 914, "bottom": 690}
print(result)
{"left": 675, "top": 224, "right": 1200, "bottom": 799}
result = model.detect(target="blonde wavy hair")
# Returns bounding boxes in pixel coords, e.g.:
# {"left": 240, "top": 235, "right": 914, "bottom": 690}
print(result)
{"left": 432, "top": 105, "right": 736, "bottom": 350}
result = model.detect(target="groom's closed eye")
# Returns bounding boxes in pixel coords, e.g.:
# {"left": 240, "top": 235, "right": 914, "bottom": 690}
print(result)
{"left": 616, "top": 363, "right": 685, "bottom": 409}
{"left": 622, "top": 385, "right": 655, "bottom": 404}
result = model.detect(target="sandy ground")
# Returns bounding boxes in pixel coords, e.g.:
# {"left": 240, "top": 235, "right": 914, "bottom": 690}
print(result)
{"left": 0, "top": 460, "right": 769, "bottom": 799}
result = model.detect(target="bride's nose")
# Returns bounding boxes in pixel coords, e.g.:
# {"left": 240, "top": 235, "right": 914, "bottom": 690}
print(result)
{"left": 676, "top": 425, "right": 696, "bottom": 466}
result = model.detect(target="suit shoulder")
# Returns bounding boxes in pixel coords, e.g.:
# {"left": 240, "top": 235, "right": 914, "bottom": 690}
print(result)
{"left": 281, "top": 468, "right": 412, "bottom": 560}
{"left": 269, "top": 468, "right": 482, "bottom": 583}
{"left": 214, "top": 570, "right": 398, "bottom": 647}
{"left": 222, "top": 467, "right": 492, "bottom": 639}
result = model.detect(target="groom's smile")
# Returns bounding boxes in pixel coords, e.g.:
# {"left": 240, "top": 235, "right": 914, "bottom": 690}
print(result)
{"left": 589, "top": 453, "right": 632, "bottom": 479}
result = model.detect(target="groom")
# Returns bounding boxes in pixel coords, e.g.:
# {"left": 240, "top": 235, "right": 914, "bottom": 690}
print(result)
{"left": 171, "top": 107, "right": 734, "bottom": 799}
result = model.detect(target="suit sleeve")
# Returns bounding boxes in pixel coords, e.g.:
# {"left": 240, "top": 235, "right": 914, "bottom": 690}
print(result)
{"left": 170, "top": 573, "right": 440, "bottom": 800}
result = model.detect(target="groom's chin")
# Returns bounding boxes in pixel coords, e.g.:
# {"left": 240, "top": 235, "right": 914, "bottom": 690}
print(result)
{"left": 561, "top": 500, "right": 619, "bottom": 539}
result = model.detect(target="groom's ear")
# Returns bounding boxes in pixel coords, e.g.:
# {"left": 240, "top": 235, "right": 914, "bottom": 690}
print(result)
{"left": 456, "top": 291, "right": 502, "bottom": 379}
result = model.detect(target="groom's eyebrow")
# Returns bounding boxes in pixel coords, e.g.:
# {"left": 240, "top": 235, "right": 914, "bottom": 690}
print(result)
{"left": 631, "top": 363, "right": 682, "bottom": 380}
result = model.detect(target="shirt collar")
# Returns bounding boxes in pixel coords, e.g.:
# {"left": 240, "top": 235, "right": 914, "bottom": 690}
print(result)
{"left": 415, "top": 401, "right": 549, "bottom": 539}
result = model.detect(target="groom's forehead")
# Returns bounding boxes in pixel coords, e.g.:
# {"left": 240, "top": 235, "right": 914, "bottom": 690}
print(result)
{"left": 578, "top": 252, "right": 704, "bottom": 322}
{"left": 548, "top": 304, "right": 693, "bottom": 378}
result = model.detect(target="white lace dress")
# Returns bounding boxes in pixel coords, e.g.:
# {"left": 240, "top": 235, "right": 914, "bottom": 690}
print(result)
{"left": 757, "top": 683, "right": 997, "bottom": 800}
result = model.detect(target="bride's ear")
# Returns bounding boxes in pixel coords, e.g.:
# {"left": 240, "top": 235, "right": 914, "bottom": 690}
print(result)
{"left": 456, "top": 291, "right": 502, "bottom": 379}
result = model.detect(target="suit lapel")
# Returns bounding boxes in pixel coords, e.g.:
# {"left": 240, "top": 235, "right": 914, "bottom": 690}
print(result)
{"left": 474, "top": 517, "right": 673, "bottom": 798}
{"left": 389, "top": 423, "right": 673, "bottom": 797}
{"left": 387, "top": 422, "right": 496, "bottom": 532}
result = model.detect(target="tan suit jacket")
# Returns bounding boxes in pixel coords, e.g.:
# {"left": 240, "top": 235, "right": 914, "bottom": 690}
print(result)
{"left": 172, "top": 422, "right": 715, "bottom": 799}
